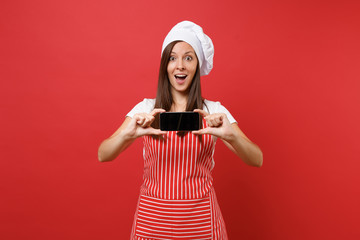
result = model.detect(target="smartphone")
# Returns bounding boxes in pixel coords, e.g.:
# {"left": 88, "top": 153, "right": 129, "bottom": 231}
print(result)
{"left": 160, "top": 112, "right": 200, "bottom": 131}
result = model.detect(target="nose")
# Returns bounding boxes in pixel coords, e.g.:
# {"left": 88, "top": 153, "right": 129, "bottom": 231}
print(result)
{"left": 176, "top": 59, "right": 185, "bottom": 70}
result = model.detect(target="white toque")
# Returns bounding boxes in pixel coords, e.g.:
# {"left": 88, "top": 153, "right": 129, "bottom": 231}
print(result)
{"left": 162, "top": 20, "right": 214, "bottom": 76}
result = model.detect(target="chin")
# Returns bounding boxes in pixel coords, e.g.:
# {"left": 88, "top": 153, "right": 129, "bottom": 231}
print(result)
{"left": 177, "top": 86, "right": 190, "bottom": 93}
{"left": 170, "top": 83, "right": 190, "bottom": 93}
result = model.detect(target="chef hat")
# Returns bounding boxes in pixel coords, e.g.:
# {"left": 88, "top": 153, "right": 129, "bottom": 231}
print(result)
{"left": 161, "top": 20, "right": 214, "bottom": 76}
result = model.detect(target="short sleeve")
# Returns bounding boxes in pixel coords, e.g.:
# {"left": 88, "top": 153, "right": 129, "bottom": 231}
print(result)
{"left": 126, "top": 98, "right": 155, "bottom": 118}
{"left": 203, "top": 99, "right": 237, "bottom": 124}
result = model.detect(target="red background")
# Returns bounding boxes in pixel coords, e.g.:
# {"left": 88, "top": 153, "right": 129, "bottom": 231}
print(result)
{"left": 1, "top": 0, "right": 359, "bottom": 239}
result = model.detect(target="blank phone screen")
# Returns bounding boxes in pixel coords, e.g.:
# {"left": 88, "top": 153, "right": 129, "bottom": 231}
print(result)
{"left": 160, "top": 112, "right": 200, "bottom": 131}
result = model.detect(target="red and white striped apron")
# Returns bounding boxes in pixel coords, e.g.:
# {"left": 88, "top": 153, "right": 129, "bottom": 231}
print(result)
{"left": 131, "top": 121, "right": 228, "bottom": 240}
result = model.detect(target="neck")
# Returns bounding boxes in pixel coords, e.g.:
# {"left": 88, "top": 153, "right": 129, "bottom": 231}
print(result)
{"left": 171, "top": 90, "right": 188, "bottom": 112}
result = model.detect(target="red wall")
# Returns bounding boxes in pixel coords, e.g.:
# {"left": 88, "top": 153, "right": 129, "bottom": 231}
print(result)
{"left": 1, "top": 0, "right": 359, "bottom": 239}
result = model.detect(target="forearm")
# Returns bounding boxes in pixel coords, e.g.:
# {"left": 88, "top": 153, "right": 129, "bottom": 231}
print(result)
{"left": 223, "top": 130, "right": 263, "bottom": 167}
{"left": 98, "top": 130, "right": 136, "bottom": 162}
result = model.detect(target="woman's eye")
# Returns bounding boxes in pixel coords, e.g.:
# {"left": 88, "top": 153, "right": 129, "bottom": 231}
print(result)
{"left": 169, "top": 56, "right": 176, "bottom": 61}
{"left": 185, "top": 56, "right": 192, "bottom": 61}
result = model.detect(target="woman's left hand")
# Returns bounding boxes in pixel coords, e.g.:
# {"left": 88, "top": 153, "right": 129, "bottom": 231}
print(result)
{"left": 192, "top": 109, "right": 234, "bottom": 141}
{"left": 192, "top": 109, "right": 263, "bottom": 167}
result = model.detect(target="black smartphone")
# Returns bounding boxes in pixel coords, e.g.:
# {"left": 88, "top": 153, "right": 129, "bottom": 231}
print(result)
{"left": 160, "top": 112, "right": 200, "bottom": 131}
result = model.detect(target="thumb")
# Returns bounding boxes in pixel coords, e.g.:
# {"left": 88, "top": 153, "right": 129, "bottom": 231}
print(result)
{"left": 144, "top": 127, "right": 167, "bottom": 136}
{"left": 194, "top": 109, "right": 209, "bottom": 118}
{"left": 192, "top": 128, "right": 211, "bottom": 135}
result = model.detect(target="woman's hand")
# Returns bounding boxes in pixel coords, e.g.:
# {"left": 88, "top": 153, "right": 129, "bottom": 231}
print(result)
{"left": 192, "top": 109, "right": 263, "bottom": 167}
{"left": 123, "top": 108, "right": 167, "bottom": 140}
{"left": 192, "top": 109, "right": 234, "bottom": 141}
{"left": 98, "top": 108, "right": 166, "bottom": 162}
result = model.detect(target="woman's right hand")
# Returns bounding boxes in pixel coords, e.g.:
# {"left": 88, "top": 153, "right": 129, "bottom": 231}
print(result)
{"left": 123, "top": 108, "right": 167, "bottom": 139}
{"left": 98, "top": 108, "right": 166, "bottom": 162}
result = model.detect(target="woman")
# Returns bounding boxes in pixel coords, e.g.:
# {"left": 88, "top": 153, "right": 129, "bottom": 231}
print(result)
{"left": 98, "top": 21, "right": 263, "bottom": 240}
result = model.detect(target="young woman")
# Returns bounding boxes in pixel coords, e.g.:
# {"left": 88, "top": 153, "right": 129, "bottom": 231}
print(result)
{"left": 98, "top": 21, "right": 263, "bottom": 240}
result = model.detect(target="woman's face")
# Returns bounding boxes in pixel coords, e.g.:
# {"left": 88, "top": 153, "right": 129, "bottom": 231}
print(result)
{"left": 167, "top": 41, "right": 198, "bottom": 94}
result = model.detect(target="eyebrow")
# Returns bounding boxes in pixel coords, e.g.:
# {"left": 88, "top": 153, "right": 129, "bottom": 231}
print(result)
{"left": 170, "top": 51, "right": 195, "bottom": 55}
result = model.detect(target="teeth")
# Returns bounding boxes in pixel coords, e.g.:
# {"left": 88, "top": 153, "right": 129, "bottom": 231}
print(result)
{"left": 175, "top": 75, "right": 187, "bottom": 77}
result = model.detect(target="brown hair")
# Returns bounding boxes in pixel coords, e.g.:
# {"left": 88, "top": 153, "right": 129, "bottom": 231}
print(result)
{"left": 151, "top": 41, "right": 205, "bottom": 130}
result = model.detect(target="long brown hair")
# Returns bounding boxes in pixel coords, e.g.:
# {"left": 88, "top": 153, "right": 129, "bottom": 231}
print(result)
{"left": 151, "top": 40, "right": 204, "bottom": 130}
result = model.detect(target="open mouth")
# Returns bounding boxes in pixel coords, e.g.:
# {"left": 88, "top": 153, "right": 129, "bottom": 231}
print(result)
{"left": 175, "top": 74, "right": 187, "bottom": 81}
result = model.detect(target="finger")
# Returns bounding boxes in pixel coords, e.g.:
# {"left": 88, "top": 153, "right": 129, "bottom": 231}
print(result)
{"left": 145, "top": 128, "right": 167, "bottom": 136}
{"left": 192, "top": 128, "right": 211, "bottom": 135}
{"left": 195, "top": 127, "right": 221, "bottom": 138}
{"left": 194, "top": 109, "right": 209, "bottom": 117}
{"left": 141, "top": 116, "right": 152, "bottom": 128}
{"left": 214, "top": 115, "right": 224, "bottom": 126}
{"left": 205, "top": 114, "right": 223, "bottom": 127}
{"left": 150, "top": 108, "right": 166, "bottom": 117}
{"left": 144, "top": 114, "right": 157, "bottom": 128}
{"left": 207, "top": 117, "right": 217, "bottom": 127}
{"left": 136, "top": 116, "right": 145, "bottom": 125}
{"left": 192, "top": 129, "right": 204, "bottom": 135}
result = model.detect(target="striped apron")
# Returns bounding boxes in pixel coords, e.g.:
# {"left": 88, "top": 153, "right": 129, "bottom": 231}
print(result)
{"left": 131, "top": 121, "right": 228, "bottom": 240}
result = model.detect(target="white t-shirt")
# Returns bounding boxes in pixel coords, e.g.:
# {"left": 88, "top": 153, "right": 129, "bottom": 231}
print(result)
{"left": 126, "top": 98, "right": 237, "bottom": 124}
